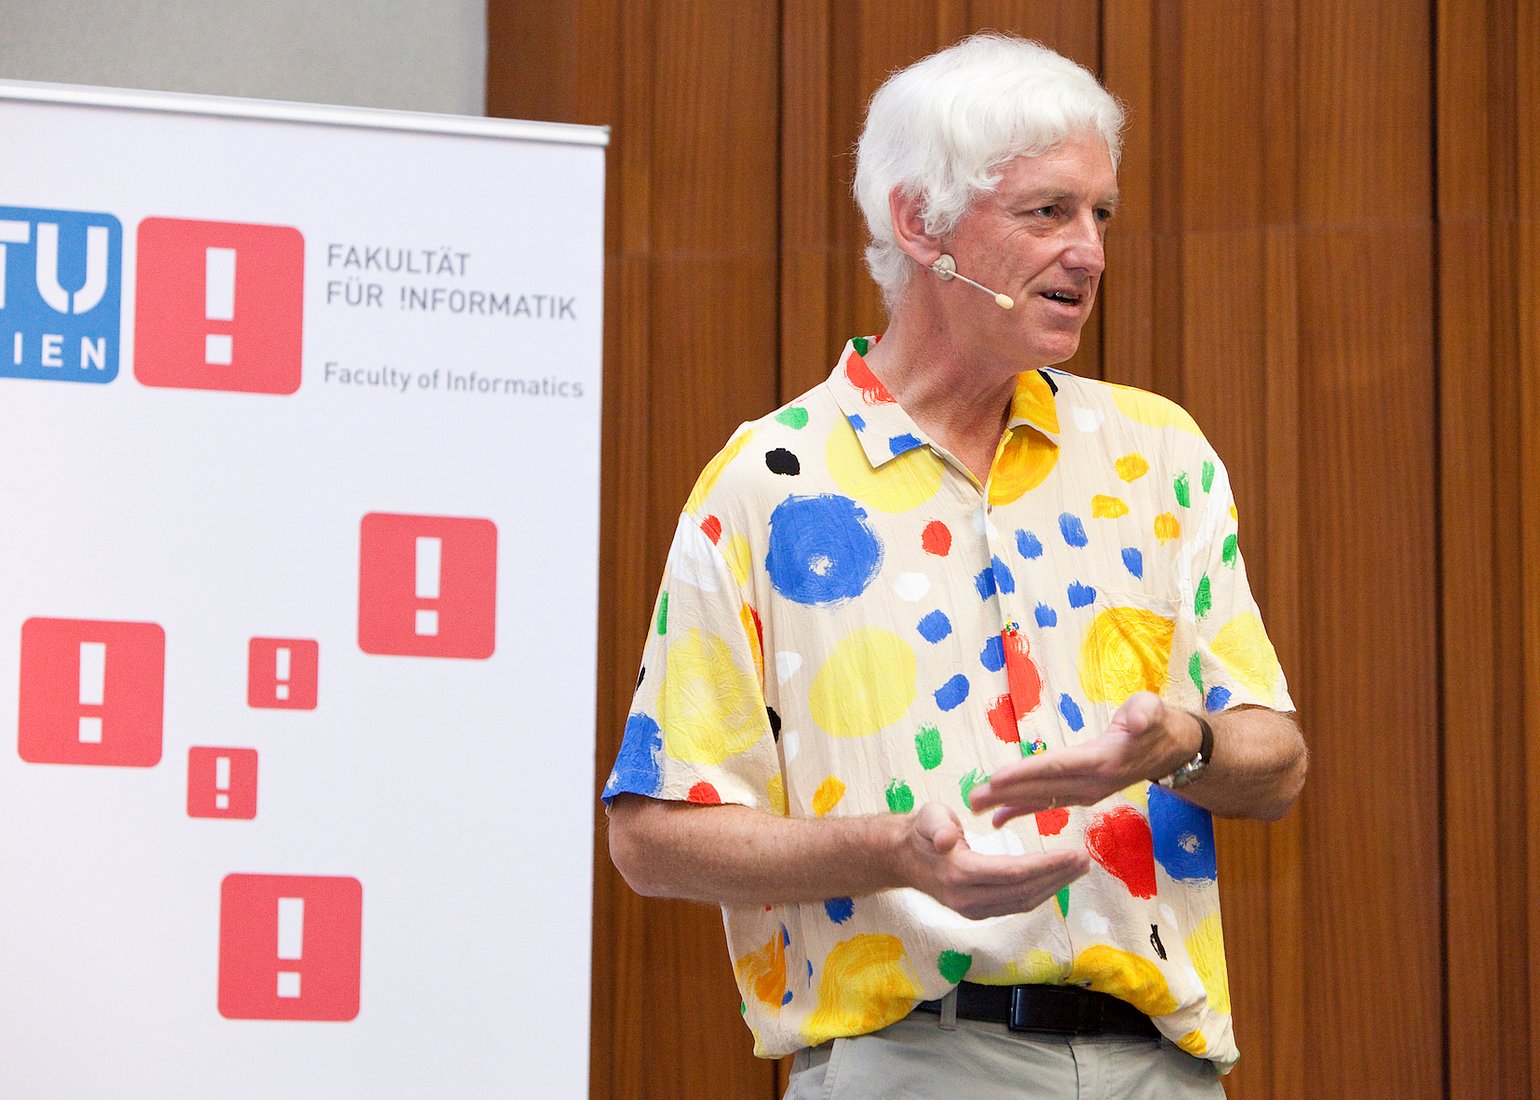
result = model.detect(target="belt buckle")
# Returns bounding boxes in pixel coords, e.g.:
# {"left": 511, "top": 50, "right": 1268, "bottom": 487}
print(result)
{"left": 1007, "top": 985, "right": 1094, "bottom": 1035}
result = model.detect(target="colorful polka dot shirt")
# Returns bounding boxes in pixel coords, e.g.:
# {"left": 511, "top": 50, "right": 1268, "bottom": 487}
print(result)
{"left": 604, "top": 339, "right": 1293, "bottom": 1069}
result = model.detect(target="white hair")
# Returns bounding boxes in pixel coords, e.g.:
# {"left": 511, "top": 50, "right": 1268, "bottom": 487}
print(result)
{"left": 853, "top": 34, "right": 1126, "bottom": 311}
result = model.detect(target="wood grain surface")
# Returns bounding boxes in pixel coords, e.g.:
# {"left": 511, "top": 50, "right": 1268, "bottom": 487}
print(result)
{"left": 485, "top": 3, "right": 1539, "bottom": 1095}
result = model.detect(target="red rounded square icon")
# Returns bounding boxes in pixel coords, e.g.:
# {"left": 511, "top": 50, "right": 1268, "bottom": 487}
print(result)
{"left": 218, "top": 873, "right": 362, "bottom": 1021}
{"left": 134, "top": 217, "right": 304, "bottom": 394}
{"left": 18, "top": 618, "right": 165, "bottom": 767}
{"left": 248, "top": 638, "right": 318, "bottom": 709}
{"left": 188, "top": 748, "right": 258, "bottom": 819}
{"left": 358, "top": 513, "right": 497, "bottom": 659}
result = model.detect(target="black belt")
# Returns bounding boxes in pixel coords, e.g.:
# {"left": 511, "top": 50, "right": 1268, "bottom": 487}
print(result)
{"left": 915, "top": 982, "right": 1160, "bottom": 1039}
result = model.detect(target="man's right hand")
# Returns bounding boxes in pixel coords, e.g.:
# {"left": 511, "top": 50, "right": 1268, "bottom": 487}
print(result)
{"left": 902, "top": 802, "right": 1089, "bottom": 920}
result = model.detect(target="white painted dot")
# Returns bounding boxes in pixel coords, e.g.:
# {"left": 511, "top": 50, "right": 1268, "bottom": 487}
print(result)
{"left": 781, "top": 728, "right": 800, "bottom": 763}
{"left": 775, "top": 651, "right": 803, "bottom": 684}
{"left": 1080, "top": 908, "right": 1111, "bottom": 936}
{"left": 893, "top": 572, "right": 931, "bottom": 601}
{"left": 1072, "top": 405, "right": 1104, "bottom": 432}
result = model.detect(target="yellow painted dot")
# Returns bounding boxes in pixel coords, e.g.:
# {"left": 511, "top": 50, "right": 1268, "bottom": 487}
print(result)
{"left": 723, "top": 533, "right": 752, "bottom": 587}
{"left": 1154, "top": 512, "right": 1182, "bottom": 544}
{"left": 989, "top": 426, "right": 1059, "bottom": 505}
{"left": 660, "top": 628, "right": 766, "bottom": 764}
{"left": 1210, "top": 612, "right": 1281, "bottom": 700}
{"left": 734, "top": 929, "right": 787, "bottom": 1010}
{"left": 1010, "top": 370, "right": 1060, "bottom": 434}
{"left": 685, "top": 428, "right": 753, "bottom": 514}
{"left": 826, "top": 423, "right": 943, "bottom": 513}
{"left": 739, "top": 603, "right": 764, "bottom": 687}
{"left": 1106, "top": 382, "right": 1202, "bottom": 436}
{"left": 1121, "top": 782, "right": 1151, "bottom": 813}
{"left": 812, "top": 775, "right": 847, "bottom": 816}
{"left": 1079, "top": 607, "right": 1176, "bottom": 702}
{"left": 1177, "top": 1029, "right": 1208, "bottom": 1056}
{"left": 767, "top": 774, "right": 788, "bottom": 816}
{"left": 803, "top": 934, "right": 920, "bottom": 1045}
{"left": 975, "top": 949, "right": 1066, "bottom": 986}
{"left": 1229, "top": 504, "right": 1239, "bottom": 520}
{"left": 809, "top": 628, "right": 917, "bottom": 738}
{"left": 1115, "top": 453, "right": 1150, "bottom": 481}
{"left": 1092, "top": 494, "right": 1129, "bottom": 519}
{"left": 1068, "top": 944, "right": 1178, "bottom": 1017}
{"left": 1185, "top": 911, "right": 1231, "bottom": 1015}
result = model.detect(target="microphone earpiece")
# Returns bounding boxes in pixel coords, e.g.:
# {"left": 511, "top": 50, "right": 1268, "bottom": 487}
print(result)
{"left": 931, "top": 254, "right": 1014, "bottom": 310}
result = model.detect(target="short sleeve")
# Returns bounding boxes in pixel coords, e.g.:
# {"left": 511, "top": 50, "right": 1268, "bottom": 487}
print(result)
{"left": 1183, "top": 450, "right": 1294, "bottom": 715}
{"left": 602, "top": 511, "right": 779, "bottom": 809}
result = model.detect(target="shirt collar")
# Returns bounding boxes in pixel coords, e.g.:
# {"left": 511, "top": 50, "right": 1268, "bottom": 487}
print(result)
{"left": 825, "top": 337, "right": 1064, "bottom": 470}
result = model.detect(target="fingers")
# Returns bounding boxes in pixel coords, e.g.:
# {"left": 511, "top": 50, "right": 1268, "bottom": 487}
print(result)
{"left": 912, "top": 801, "right": 963, "bottom": 854}
{"left": 933, "top": 848, "right": 1091, "bottom": 920}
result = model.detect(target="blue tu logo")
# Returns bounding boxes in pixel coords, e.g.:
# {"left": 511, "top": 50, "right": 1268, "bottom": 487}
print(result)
{"left": 0, "top": 206, "right": 123, "bottom": 383}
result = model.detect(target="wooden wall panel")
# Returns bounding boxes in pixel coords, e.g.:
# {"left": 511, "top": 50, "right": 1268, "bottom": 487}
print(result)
{"left": 485, "top": 2, "right": 1538, "bottom": 1095}
{"left": 1296, "top": 2, "right": 1440, "bottom": 1097}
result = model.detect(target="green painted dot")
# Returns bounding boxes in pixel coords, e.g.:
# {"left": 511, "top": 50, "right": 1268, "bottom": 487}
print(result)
{"left": 885, "top": 778, "right": 915, "bottom": 814}
{"left": 775, "top": 405, "right": 809, "bottom": 430}
{"left": 1056, "top": 887, "right": 1070, "bottom": 917}
{"left": 1174, "top": 472, "right": 1191, "bottom": 508}
{"left": 852, "top": 336, "right": 870, "bottom": 356}
{"left": 915, "top": 725, "right": 943, "bottom": 770}
{"left": 938, "top": 950, "right": 973, "bottom": 983}
{"left": 1222, "top": 533, "right": 1239, "bottom": 567}
{"left": 959, "top": 767, "right": 989, "bottom": 808}
{"left": 1188, "top": 651, "right": 1203, "bottom": 695}
{"left": 1201, "top": 460, "right": 1215, "bottom": 493}
{"left": 656, "top": 591, "right": 669, "bottom": 634}
{"left": 739, "top": 1000, "right": 747, "bottom": 1016}
{"left": 1195, "top": 574, "right": 1212, "bottom": 619}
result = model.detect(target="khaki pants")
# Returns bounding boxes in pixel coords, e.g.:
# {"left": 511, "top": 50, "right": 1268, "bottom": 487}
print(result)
{"left": 784, "top": 1012, "right": 1226, "bottom": 1100}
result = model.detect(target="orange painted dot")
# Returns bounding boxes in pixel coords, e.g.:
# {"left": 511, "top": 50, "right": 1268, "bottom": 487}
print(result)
{"left": 1154, "top": 513, "right": 1182, "bottom": 544}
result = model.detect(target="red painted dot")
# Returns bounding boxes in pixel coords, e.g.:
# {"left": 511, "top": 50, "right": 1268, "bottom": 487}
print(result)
{"left": 845, "top": 350, "right": 897, "bottom": 405}
{"left": 1085, "top": 805, "right": 1157, "bottom": 899}
{"left": 1003, "top": 631, "right": 1043, "bottom": 715}
{"left": 687, "top": 781, "right": 722, "bottom": 805}
{"left": 700, "top": 515, "right": 723, "bottom": 543}
{"left": 1035, "top": 806, "right": 1070, "bottom": 836}
{"left": 921, "top": 521, "right": 952, "bottom": 556}
{"left": 986, "top": 694, "right": 1019, "bottom": 743}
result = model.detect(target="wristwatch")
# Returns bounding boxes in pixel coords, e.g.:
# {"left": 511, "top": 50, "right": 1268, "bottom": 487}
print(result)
{"left": 1161, "top": 711, "right": 1214, "bottom": 789}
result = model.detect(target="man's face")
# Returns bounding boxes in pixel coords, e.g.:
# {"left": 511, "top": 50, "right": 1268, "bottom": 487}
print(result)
{"left": 940, "top": 131, "right": 1119, "bottom": 372}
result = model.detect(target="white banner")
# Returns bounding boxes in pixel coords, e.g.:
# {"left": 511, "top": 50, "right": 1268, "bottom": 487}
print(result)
{"left": 0, "top": 82, "right": 605, "bottom": 1098}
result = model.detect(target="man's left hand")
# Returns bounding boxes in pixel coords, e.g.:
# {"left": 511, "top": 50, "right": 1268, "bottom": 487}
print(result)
{"left": 965, "top": 691, "right": 1196, "bottom": 827}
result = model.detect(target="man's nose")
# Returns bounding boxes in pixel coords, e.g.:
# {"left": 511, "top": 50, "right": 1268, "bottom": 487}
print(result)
{"left": 1062, "top": 214, "right": 1106, "bottom": 276}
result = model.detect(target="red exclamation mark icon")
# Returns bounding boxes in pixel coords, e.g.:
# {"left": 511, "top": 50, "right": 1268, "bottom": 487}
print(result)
{"left": 247, "top": 638, "right": 317, "bottom": 710}
{"left": 276, "top": 896, "right": 303, "bottom": 998}
{"left": 187, "top": 747, "right": 257, "bottom": 818}
{"left": 204, "top": 246, "right": 235, "bottom": 366}
{"left": 415, "top": 536, "right": 441, "bottom": 637}
{"left": 77, "top": 641, "right": 105, "bottom": 744}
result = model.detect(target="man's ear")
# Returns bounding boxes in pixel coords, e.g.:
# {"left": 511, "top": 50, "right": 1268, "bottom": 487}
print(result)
{"left": 889, "top": 187, "right": 942, "bottom": 268}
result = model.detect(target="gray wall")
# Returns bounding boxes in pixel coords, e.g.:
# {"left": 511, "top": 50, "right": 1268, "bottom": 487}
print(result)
{"left": 0, "top": 0, "right": 485, "bottom": 115}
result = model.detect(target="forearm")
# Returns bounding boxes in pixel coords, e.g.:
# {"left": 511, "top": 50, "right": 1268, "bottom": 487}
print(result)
{"left": 607, "top": 794, "right": 909, "bottom": 906}
{"left": 1173, "top": 705, "right": 1307, "bottom": 821}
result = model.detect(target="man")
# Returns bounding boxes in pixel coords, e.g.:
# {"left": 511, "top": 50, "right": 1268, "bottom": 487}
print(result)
{"left": 604, "top": 33, "right": 1306, "bottom": 1099}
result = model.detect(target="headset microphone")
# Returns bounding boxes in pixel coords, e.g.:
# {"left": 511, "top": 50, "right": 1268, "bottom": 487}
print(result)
{"left": 931, "top": 254, "right": 1014, "bottom": 310}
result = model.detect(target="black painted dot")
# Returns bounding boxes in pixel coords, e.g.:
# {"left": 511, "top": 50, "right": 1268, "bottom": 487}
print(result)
{"left": 767, "top": 706, "right": 782, "bottom": 741}
{"left": 765, "top": 448, "right": 801, "bottom": 476}
{"left": 636, "top": 665, "right": 646, "bottom": 690}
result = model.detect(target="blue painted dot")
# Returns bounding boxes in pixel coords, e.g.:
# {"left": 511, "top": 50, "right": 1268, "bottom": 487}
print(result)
{"left": 1067, "top": 581, "right": 1096, "bottom": 608}
{"left": 974, "top": 566, "right": 997, "bottom": 600}
{"left": 980, "top": 635, "right": 1005, "bottom": 671}
{"left": 603, "top": 713, "right": 663, "bottom": 800}
{"left": 1016, "top": 530, "right": 1044, "bottom": 560}
{"left": 1058, "top": 693, "right": 1085, "bottom": 732}
{"left": 1034, "top": 603, "right": 1058, "bottom": 628}
{"left": 765, "top": 494, "right": 883, "bottom": 606}
{"left": 935, "top": 674, "right": 971, "bottom": 711}
{"left": 848, "top": 413, "right": 866, "bottom": 432}
{"left": 782, "top": 990, "right": 794, "bottom": 1005}
{"left": 917, "top": 610, "right": 952, "bottom": 643}
{"left": 824, "top": 896, "right": 855, "bottom": 923}
{"left": 888, "top": 432, "right": 922, "bottom": 456}
{"left": 781, "top": 926, "right": 791, "bottom": 946}
{"left": 1149, "top": 785, "right": 1217, "bottom": 882}
{"left": 991, "top": 555, "right": 1017, "bottom": 595}
{"left": 1121, "top": 547, "right": 1144, "bottom": 579}
{"left": 1205, "top": 685, "right": 1232, "bottom": 712}
{"left": 1059, "top": 513, "right": 1088, "bottom": 548}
